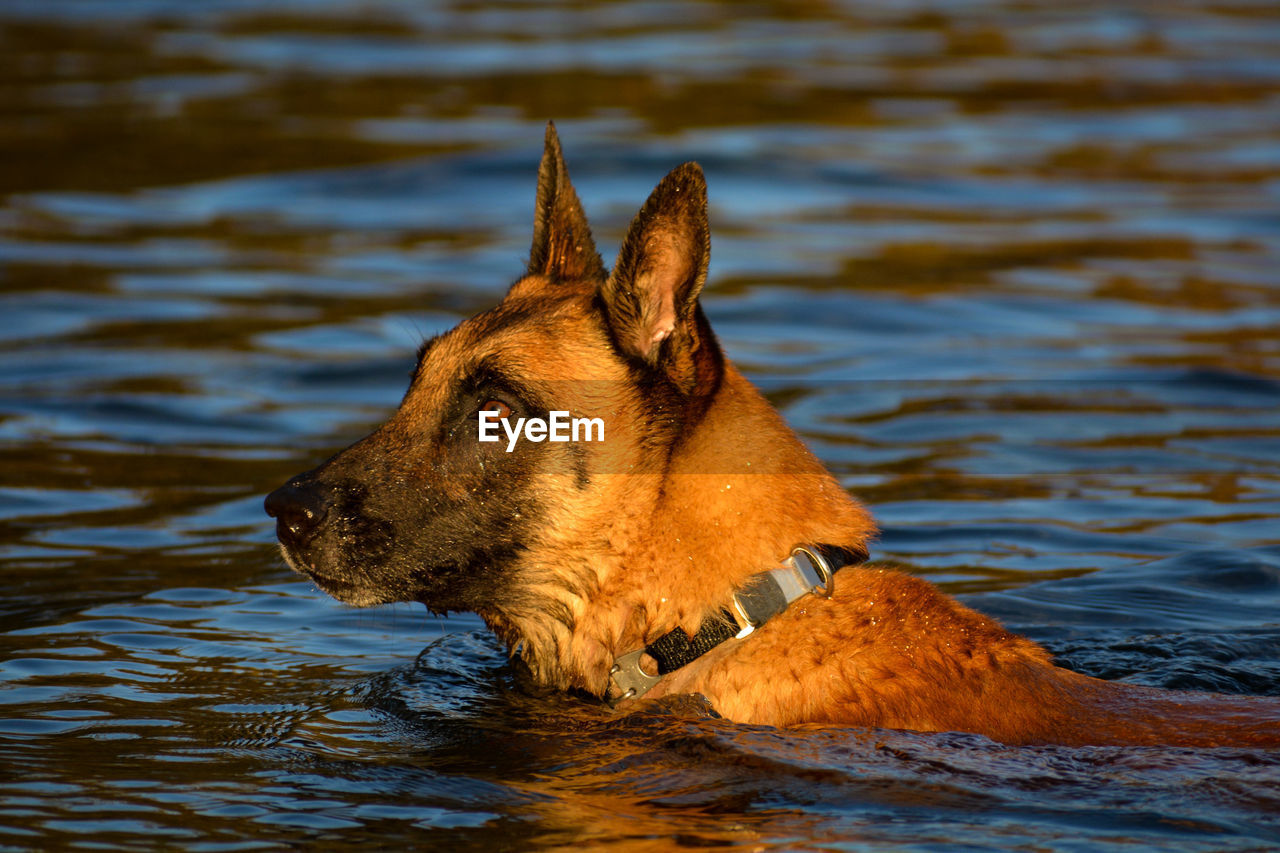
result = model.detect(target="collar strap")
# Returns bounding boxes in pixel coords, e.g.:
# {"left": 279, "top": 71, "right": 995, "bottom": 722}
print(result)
{"left": 608, "top": 543, "right": 866, "bottom": 703}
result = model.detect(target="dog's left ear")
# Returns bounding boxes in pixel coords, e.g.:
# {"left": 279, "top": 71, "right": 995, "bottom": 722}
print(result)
{"left": 528, "top": 122, "right": 606, "bottom": 282}
{"left": 602, "top": 162, "right": 712, "bottom": 385}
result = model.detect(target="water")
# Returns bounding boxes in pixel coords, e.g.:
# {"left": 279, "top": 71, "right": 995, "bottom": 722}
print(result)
{"left": 2, "top": 0, "right": 1279, "bottom": 848}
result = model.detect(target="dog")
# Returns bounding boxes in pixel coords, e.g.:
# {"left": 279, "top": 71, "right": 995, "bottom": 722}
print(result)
{"left": 266, "top": 123, "right": 1280, "bottom": 747}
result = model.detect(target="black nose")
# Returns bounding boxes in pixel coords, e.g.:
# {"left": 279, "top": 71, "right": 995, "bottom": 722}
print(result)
{"left": 265, "top": 482, "right": 330, "bottom": 551}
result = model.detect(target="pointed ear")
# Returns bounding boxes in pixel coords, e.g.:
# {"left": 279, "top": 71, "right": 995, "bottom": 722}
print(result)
{"left": 527, "top": 122, "right": 606, "bottom": 282}
{"left": 601, "top": 162, "right": 710, "bottom": 368}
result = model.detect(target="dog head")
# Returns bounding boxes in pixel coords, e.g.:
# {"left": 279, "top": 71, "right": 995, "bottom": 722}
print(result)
{"left": 265, "top": 123, "right": 723, "bottom": 618}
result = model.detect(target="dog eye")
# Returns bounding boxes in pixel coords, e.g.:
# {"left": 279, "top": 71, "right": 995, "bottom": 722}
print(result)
{"left": 480, "top": 399, "right": 512, "bottom": 419}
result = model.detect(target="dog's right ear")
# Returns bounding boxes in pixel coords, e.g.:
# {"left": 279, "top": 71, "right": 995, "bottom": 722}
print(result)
{"left": 527, "top": 122, "right": 606, "bottom": 282}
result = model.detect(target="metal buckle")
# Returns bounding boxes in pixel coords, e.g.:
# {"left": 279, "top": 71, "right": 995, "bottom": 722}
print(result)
{"left": 608, "top": 650, "right": 662, "bottom": 703}
{"left": 729, "top": 596, "right": 757, "bottom": 639}
{"left": 791, "top": 545, "right": 835, "bottom": 598}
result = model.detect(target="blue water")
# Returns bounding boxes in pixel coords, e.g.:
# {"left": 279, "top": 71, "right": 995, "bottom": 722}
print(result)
{"left": 1, "top": 1, "right": 1279, "bottom": 849}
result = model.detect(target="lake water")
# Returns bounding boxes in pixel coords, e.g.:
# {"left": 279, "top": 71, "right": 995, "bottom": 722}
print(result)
{"left": 2, "top": 1, "right": 1279, "bottom": 849}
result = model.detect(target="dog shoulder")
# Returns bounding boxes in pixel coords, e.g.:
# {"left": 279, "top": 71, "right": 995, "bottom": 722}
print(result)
{"left": 659, "top": 566, "right": 1057, "bottom": 729}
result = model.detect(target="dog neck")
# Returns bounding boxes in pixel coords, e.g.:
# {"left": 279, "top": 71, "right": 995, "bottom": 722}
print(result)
{"left": 657, "top": 363, "right": 876, "bottom": 575}
{"left": 607, "top": 543, "right": 867, "bottom": 703}
{"left": 487, "top": 364, "right": 877, "bottom": 698}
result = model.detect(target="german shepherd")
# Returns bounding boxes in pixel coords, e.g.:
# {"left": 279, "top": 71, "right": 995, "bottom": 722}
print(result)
{"left": 266, "top": 123, "right": 1280, "bottom": 747}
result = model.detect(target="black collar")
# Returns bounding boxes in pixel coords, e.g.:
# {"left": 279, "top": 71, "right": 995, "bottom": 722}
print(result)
{"left": 608, "top": 544, "right": 867, "bottom": 704}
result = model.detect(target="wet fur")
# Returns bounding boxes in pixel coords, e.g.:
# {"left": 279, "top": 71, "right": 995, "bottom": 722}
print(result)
{"left": 267, "top": 123, "right": 1280, "bottom": 748}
